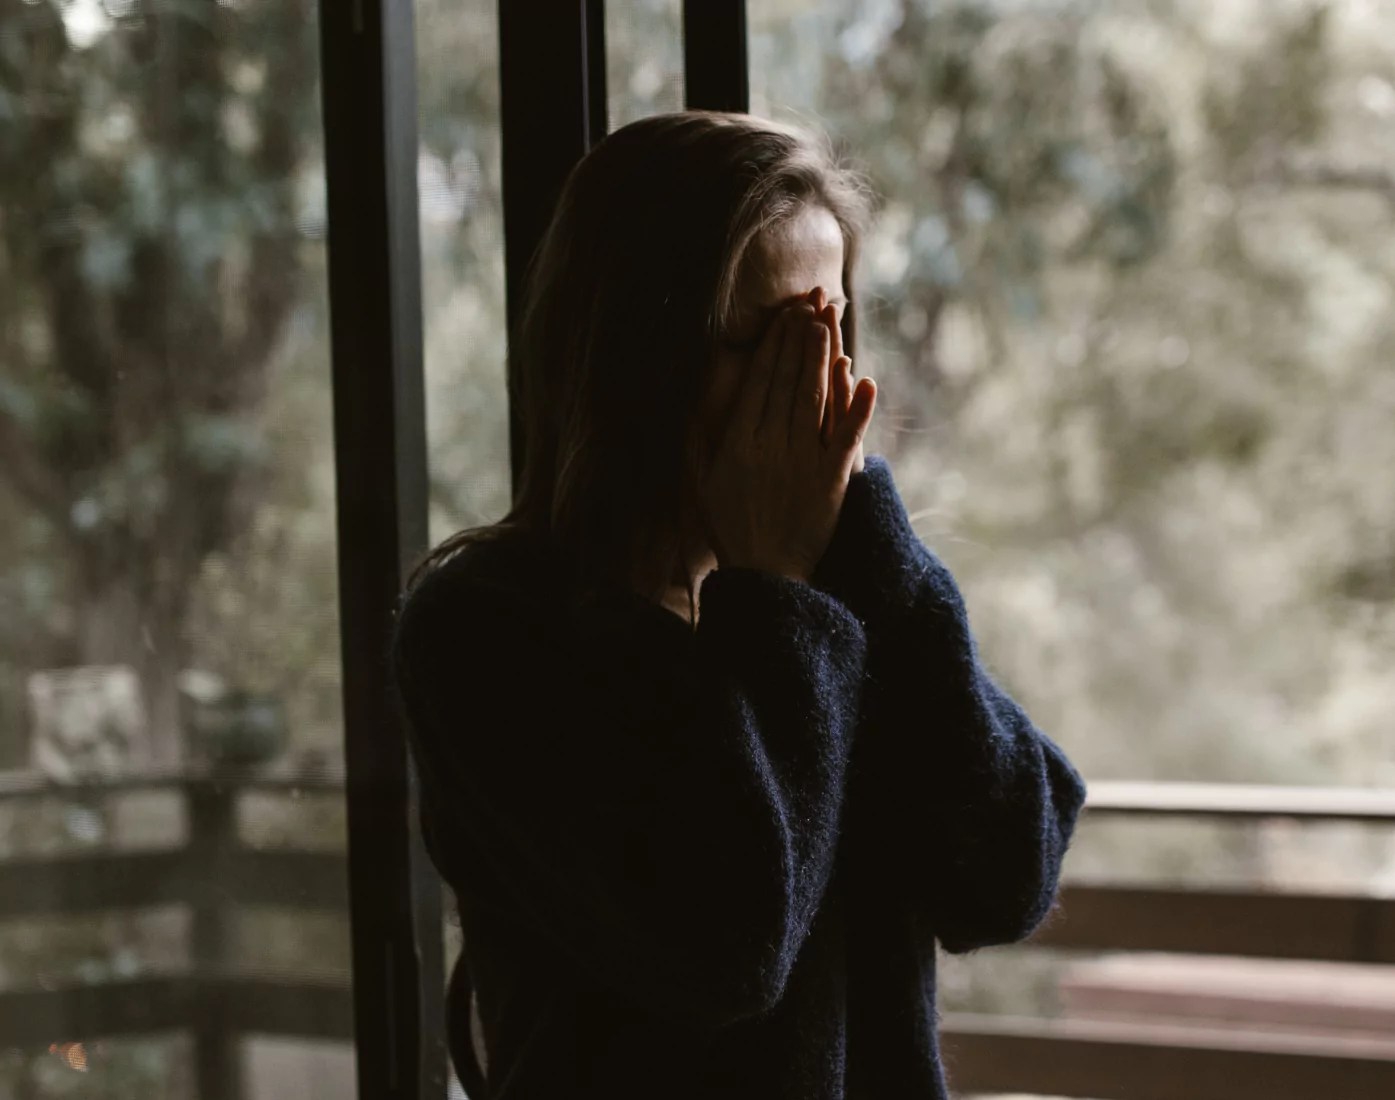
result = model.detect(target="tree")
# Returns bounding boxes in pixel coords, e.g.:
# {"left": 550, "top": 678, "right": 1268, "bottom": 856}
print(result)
{"left": 0, "top": 0, "right": 319, "bottom": 764}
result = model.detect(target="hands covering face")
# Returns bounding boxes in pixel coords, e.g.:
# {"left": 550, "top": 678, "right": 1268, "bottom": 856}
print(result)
{"left": 694, "top": 288, "right": 877, "bottom": 583}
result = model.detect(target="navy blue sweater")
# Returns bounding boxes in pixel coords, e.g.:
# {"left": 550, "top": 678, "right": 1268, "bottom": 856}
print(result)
{"left": 391, "top": 456, "right": 1087, "bottom": 1099}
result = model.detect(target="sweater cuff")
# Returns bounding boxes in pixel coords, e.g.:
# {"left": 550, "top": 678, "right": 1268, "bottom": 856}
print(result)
{"left": 811, "top": 455, "right": 932, "bottom": 627}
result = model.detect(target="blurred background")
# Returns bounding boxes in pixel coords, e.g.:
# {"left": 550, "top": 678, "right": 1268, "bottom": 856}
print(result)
{"left": 1, "top": 0, "right": 1393, "bottom": 1096}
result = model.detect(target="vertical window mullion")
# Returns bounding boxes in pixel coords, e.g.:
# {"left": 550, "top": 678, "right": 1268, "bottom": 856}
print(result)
{"left": 318, "top": 3, "right": 440, "bottom": 1099}
{"left": 683, "top": 0, "right": 749, "bottom": 113}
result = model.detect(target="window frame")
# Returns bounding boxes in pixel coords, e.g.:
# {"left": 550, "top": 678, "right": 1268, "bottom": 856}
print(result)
{"left": 317, "top": 2, "right": 441, "bottom": 1098}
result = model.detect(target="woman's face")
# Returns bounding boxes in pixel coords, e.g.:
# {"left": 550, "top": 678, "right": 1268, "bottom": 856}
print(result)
{"left": 698, "top": 204, "right": 848, "bottom": 455}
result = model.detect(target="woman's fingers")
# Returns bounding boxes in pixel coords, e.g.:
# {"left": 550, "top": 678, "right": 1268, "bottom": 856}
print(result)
{"left": 723, "top": 291, "right": 846, "bottom": 454}
{"left": 728, "top": 310, "right": 788, "bottom": 441}
{"left": 831, "top": 376, "right": 876, "bottom": 477}
{"left": 817, "top": 302, "right": 835, "bottom": 441}
{"left": 827, "top": 301, "right": 844, "bottom": 365}
{"left": 792, "top": 319, "right": 830, "bottom": 442}
{"left": 815, "top": 298, "right": 846, "bottom": 443}
{"left": 827, "top": 355, "right": 853, "bottom": 445}
{"left": 766, "top": 302, "right": 816, "bottom": 440}
{"left": 807, "top": 289, "right": 831, "bottom": 435}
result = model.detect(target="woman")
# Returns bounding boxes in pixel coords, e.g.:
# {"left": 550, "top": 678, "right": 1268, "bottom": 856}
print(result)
{"left": 392, "top": 112, "right": 1086, "bottom": 1100}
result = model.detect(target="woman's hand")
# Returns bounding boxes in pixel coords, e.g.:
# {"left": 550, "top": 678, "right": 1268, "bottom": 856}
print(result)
{"left": 697, "top": 300, "right": 877, "bottom": 583}
{"left": 809, "top": 287, "right": 870, "bottom": 475}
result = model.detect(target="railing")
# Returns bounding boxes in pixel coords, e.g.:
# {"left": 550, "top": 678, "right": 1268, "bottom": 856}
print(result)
{"left": 942, "top": 780, "right": 1395, "bottom": 1100}
{"left": 0, "top": 769, "right": 353, "bottom": 1100}
{"left": 3, "top": 774, "right": 1393, "bottom": 1099}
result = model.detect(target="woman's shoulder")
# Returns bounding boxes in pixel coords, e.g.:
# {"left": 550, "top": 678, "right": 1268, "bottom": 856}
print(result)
{"left": 395, "top": 528, "right": 681, "bottom": 666}
{"left": 420, "top": 528, "right": 555, "bottom": 592}
{"left": 399, "top": 529, "right": 556, "bottom": 638}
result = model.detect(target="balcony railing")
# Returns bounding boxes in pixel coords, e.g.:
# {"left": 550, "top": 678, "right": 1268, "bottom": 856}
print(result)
{"left": 0, "top": 769, "right": 351, "bottom": 1100}
{"left": 943, "top": 780, "right": 1395, "bottom": 1100}
{"left": 2, "top": 773, "right": 1392, "bottom": 1099}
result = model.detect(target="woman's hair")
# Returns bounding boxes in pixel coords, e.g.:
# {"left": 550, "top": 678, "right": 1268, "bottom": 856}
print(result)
{"left": 405, "top": 110, "right": 872, "bottom": 611}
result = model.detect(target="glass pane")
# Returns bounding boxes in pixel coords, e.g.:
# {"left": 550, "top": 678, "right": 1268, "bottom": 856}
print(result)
{"left": 606, "top": 0, "right": 684, "bottom": 131}
{"left": 0, "top": 1, "right": 352, "bottom": 1097}
{"left": 417, "top": 0, "right": 511, "bottom": 547}
{"left": 747, "top": 0, "right": 1395, "bottom": 790}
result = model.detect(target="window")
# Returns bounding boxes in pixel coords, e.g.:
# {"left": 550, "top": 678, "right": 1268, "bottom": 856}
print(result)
{"left": 8, "top": 3, "right": 1389, "bottom": 1098}
{"left": 606, "top": 0, "right": 685, "bottom": 130}
{"left": 0, "top": 1, "right": 353, "bottom": 1096}
{"left": 417, "top": 0, "right": 512, "bottom": 545}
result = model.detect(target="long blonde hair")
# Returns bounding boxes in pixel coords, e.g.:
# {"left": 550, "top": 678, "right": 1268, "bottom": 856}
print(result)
{"left": 406, "top": 111, "right": 872, "bottom": 612}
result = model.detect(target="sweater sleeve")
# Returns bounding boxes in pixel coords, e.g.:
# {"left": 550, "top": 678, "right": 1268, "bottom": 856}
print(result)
{"left": 391, "top": 559, "right": 867, "bottom": 1028}
{"left": 811, "top": 456, "right": 1087, "bottom": 953}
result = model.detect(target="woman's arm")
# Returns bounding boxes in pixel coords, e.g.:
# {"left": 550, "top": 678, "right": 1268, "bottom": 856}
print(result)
{"left": 391, "top": 556, "right": 867, "bottom": 1028}
{"left": 811, "top": 457, "right": 1087, "bottom": 954}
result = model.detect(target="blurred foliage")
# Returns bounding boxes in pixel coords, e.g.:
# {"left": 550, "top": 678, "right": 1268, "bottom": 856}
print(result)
{"left": 0, "top": 0, "right": 322, "bottom": 766}
{"left": 605, "top": 0, "right": 685, "bottom": 131}
{"left": 752, "top": 0, "right": 1395, "bottom": 792}
{"left": 414, "top": 0, "right": 513, "bottom": 540}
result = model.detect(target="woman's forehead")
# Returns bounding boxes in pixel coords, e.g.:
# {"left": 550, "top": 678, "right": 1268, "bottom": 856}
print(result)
{"left": 738, "top": 206, "right": 847, "bottom": 311}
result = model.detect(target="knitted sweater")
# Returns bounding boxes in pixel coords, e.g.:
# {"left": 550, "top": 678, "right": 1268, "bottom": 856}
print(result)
{"left": 390, "top": 456, "right": 1087, "bottom": 1099}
